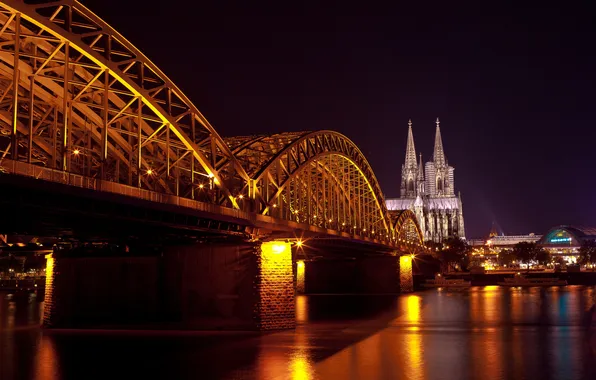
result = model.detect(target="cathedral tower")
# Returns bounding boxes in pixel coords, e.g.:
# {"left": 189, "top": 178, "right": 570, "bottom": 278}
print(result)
{"left": 400, "top": 119, "right": 423, "bottom": 198}
{"left": 425, "top": 118, "right": 455, "bottom": 197}
{"left": 387, "top": 118, "right": 466, "bottom": 242}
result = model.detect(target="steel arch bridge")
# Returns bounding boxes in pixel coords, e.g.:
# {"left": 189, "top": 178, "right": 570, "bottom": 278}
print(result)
{"left": 0, "top": 0, "right": 424, "bottom": 249}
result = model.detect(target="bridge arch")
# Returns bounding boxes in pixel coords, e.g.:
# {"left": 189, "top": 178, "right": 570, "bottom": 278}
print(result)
{"left": 0, "top": 1, "right": 425, "bottom": 247}
{"left": 393, "top": 209, "right": 424, "bottom": 245}
{"left": 0, "top": 0, "right": 248, "bottom": 208}
{"left": 226, "top": 131, "right": 394, "bottom": 241}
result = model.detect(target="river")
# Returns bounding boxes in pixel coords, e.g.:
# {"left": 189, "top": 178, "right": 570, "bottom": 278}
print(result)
{"left": 1, "top": 286, "right": 596, "bottom": 380}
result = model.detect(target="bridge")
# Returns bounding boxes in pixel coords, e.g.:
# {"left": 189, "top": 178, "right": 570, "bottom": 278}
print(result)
{"left": 0, "top": 0, "right": 426, "bottom": 330}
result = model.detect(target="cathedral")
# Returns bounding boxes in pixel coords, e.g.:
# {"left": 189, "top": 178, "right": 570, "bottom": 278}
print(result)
{"left": 386, "top": 118, "right": 466, "bottom": 242}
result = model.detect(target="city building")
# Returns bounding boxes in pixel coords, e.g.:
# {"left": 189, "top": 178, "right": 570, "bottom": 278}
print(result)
{"left": 386, "top": 118, "right": 465, "bottom": 242}
{"left": 537, "top": 225, "right": 596, "bottom": 263}
{"left": 469, "top": 233, "right": 541, "bottom": 248}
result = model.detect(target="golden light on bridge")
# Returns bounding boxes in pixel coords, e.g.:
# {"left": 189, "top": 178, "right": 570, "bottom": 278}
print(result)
{"left": 259, "top": 241, "right": 294, "bottom": 329}
{"left": 146, "top": 169, "right": 153, "bottom": 175}
{"left": 73, "top": 148, "right": 80, "bottom": 155}
{"left": 269, "top": 243, "right": 288, "bottom": 255}
{"left": 400, "top": 255, "right": 414, "bottom": 292}
{"left": 296, "top": 260, "right": 305, "bottom": 294}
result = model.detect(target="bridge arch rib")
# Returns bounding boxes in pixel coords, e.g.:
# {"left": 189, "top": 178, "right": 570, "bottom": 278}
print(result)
{"left": 0, "top": 0, "right": 248, "bottom": 208}
{"left": 393, "top": 209, "right": 424, "bottom": 245}
{"left": 226, "top": 131, "right": 395, "bottom": 243}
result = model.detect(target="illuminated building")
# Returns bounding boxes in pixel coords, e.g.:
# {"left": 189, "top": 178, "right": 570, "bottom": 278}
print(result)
{"left": 537, "top": 226, "right": 596, "bottom": 263}
{"left": 468, "top": 233, "right": 541, "bottom": 249}
{"left": 386, "top": 118, "right": 465, "bottom": 242}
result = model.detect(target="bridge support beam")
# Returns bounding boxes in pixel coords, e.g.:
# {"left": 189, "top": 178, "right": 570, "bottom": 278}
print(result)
{"left": 399, "top": 255, "right": 414, "bottom": 293}
{"left": 255, "top": 242, "right": 295, "bottom": 330}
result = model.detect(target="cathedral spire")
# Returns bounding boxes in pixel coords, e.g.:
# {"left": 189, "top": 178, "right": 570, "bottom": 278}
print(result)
{"left": 418, "top": 153, "right": 424, "bottom": 180}
{"left": 433, "top": 117, "right": 446, "bottom": 166}
{"left": 404, "top": 119, "right": 417, "bottom": 169}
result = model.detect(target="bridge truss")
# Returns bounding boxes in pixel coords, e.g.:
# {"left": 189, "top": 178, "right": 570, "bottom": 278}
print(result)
{"left": 0, "top": 0, "right": 425, "bottom": 249}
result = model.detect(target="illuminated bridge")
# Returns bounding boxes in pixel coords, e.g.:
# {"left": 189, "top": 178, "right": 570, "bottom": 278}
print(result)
{"left": 0, "top": 0, "right": 425, "bottom": 330}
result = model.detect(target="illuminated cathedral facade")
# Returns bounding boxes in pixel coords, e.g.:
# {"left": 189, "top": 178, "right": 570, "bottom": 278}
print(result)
{"left": 386, "top": 118, "right": 466, "bottom": 242}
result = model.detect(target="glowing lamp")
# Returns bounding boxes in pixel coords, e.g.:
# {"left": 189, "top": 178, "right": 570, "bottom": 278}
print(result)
{"left": 73, "top": 149, "right": 80, "bottom": 155}
{"left": 146, "top": 169, "right": 153, "bottom": 175}
{"left": 296, "top": 240, "right": 303, "bottom": 248}
{"left": 272, "top": 243, "right": 286, "bottom": 254}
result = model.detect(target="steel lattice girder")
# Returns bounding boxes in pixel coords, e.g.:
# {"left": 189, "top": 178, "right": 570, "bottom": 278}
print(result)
{"left": 224, "top": 131, "right": 403, "bottom": 244}
{"left": 0, "top": 0, "right": 249, "bottom": 208}
{"left": 0, "top": 0, "right": 427, "bottom": 249}
{"left": 393, "top": 209, "right": 424, "bottom": 246}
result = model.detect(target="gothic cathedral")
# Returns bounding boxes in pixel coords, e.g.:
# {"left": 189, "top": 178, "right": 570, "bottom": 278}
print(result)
{"left": 386, "top": 118, "right": 466, "bottom": 242}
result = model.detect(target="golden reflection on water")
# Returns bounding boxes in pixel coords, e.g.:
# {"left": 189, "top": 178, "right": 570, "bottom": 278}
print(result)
{"left": 34, "top": 335, "right": 57, "bottom": 380}
{"left": 401, "top": 295, "right": 424, "bottom": 380}
{"left": 295, "top": 295, "right": 308, "bottom": 324}
{"left": 289, "top": 328, "right": 315, "bottom": 380}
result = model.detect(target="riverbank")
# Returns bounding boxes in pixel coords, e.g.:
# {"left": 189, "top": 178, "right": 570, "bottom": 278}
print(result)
{"left": 415, "top": 271, "right": 596, "bottom": 288}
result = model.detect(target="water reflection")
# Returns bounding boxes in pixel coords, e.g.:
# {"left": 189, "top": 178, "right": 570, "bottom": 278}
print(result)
{"left": 289, "top": 328, "right": 315, "bottom": 380}
{"left": 296, "top": 295, "right": 308, "bottom": 324}
{"left": 1, "top": 288, "right": 596, "bottom": 380}
{"left": 401, "top": 295, "right": 424, "bottom": 380}
{"left": 34, "top": 335, "right": 58, "bottom": 380}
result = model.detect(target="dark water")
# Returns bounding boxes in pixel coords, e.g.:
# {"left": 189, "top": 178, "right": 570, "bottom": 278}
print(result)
{"left": 1, "top": 286, "right": 596, "bottom": 380}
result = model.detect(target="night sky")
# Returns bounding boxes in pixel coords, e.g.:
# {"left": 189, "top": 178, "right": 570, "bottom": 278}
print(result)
{"left": 84, "top": 0, "right": 596, "bottom": 238}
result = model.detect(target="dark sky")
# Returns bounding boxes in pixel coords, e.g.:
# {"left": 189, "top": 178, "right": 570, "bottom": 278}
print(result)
{"left": 84, "top": 0, "right": 596, "bottom": 238}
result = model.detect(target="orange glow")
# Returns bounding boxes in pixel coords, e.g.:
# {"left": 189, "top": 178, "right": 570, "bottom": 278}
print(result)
{"left": 400, "top": 255, "right": 413, "bottom": 292}
{"left": 268, "top": 243, "right": 288, "bottom": 254}
{"left": 146, "top": 169, "right": 153, "bottom": 175}
{"left": 406, "top": 295, "right": 422, "bottom": 322}
{"left": 260, "top": 242, "right": 292, "bottom": 271}
{"left": 43, "top": 254, "right": 54, "bottom": 325}
{"left": 259, "top": 241, "right": 293, "bottom": 328}
{"left": 296, "top": 260, "right": 305, "bottom": 294}
{"left": 238, "top": 194, "right": 244, "bottom": 199}
{"left": 73, "top": 148, "right": 80, "bottom": 155}
{"left": 295, "top": 240, "right": 303, "bottom": 248}
{"left": 296, "top": 295, "right": 308, "bottom": 323}
{"left": 35, "top": 335, "right": 58, "bottom": 380}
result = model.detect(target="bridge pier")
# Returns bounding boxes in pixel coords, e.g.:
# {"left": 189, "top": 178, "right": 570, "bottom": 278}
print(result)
{"left": 399, "top": 255, "right": 414, "bottom": 293}
{"left": 43, "top": 241, "right": 295, "bottom": 331}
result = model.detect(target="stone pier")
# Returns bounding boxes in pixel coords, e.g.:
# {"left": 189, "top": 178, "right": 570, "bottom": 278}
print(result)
{"left": 399, "top": 255, "right": 414, "bottom": 293}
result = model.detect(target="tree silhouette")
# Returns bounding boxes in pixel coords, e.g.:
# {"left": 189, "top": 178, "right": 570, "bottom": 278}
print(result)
{"left": 435, "top": 237, "right": 471, "bottom": 272}
{"left": 512, "top": 242, "right": 543, "bottom": 268}
{"left": 579, "top": 240, "right": 596, "bottom": 265}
